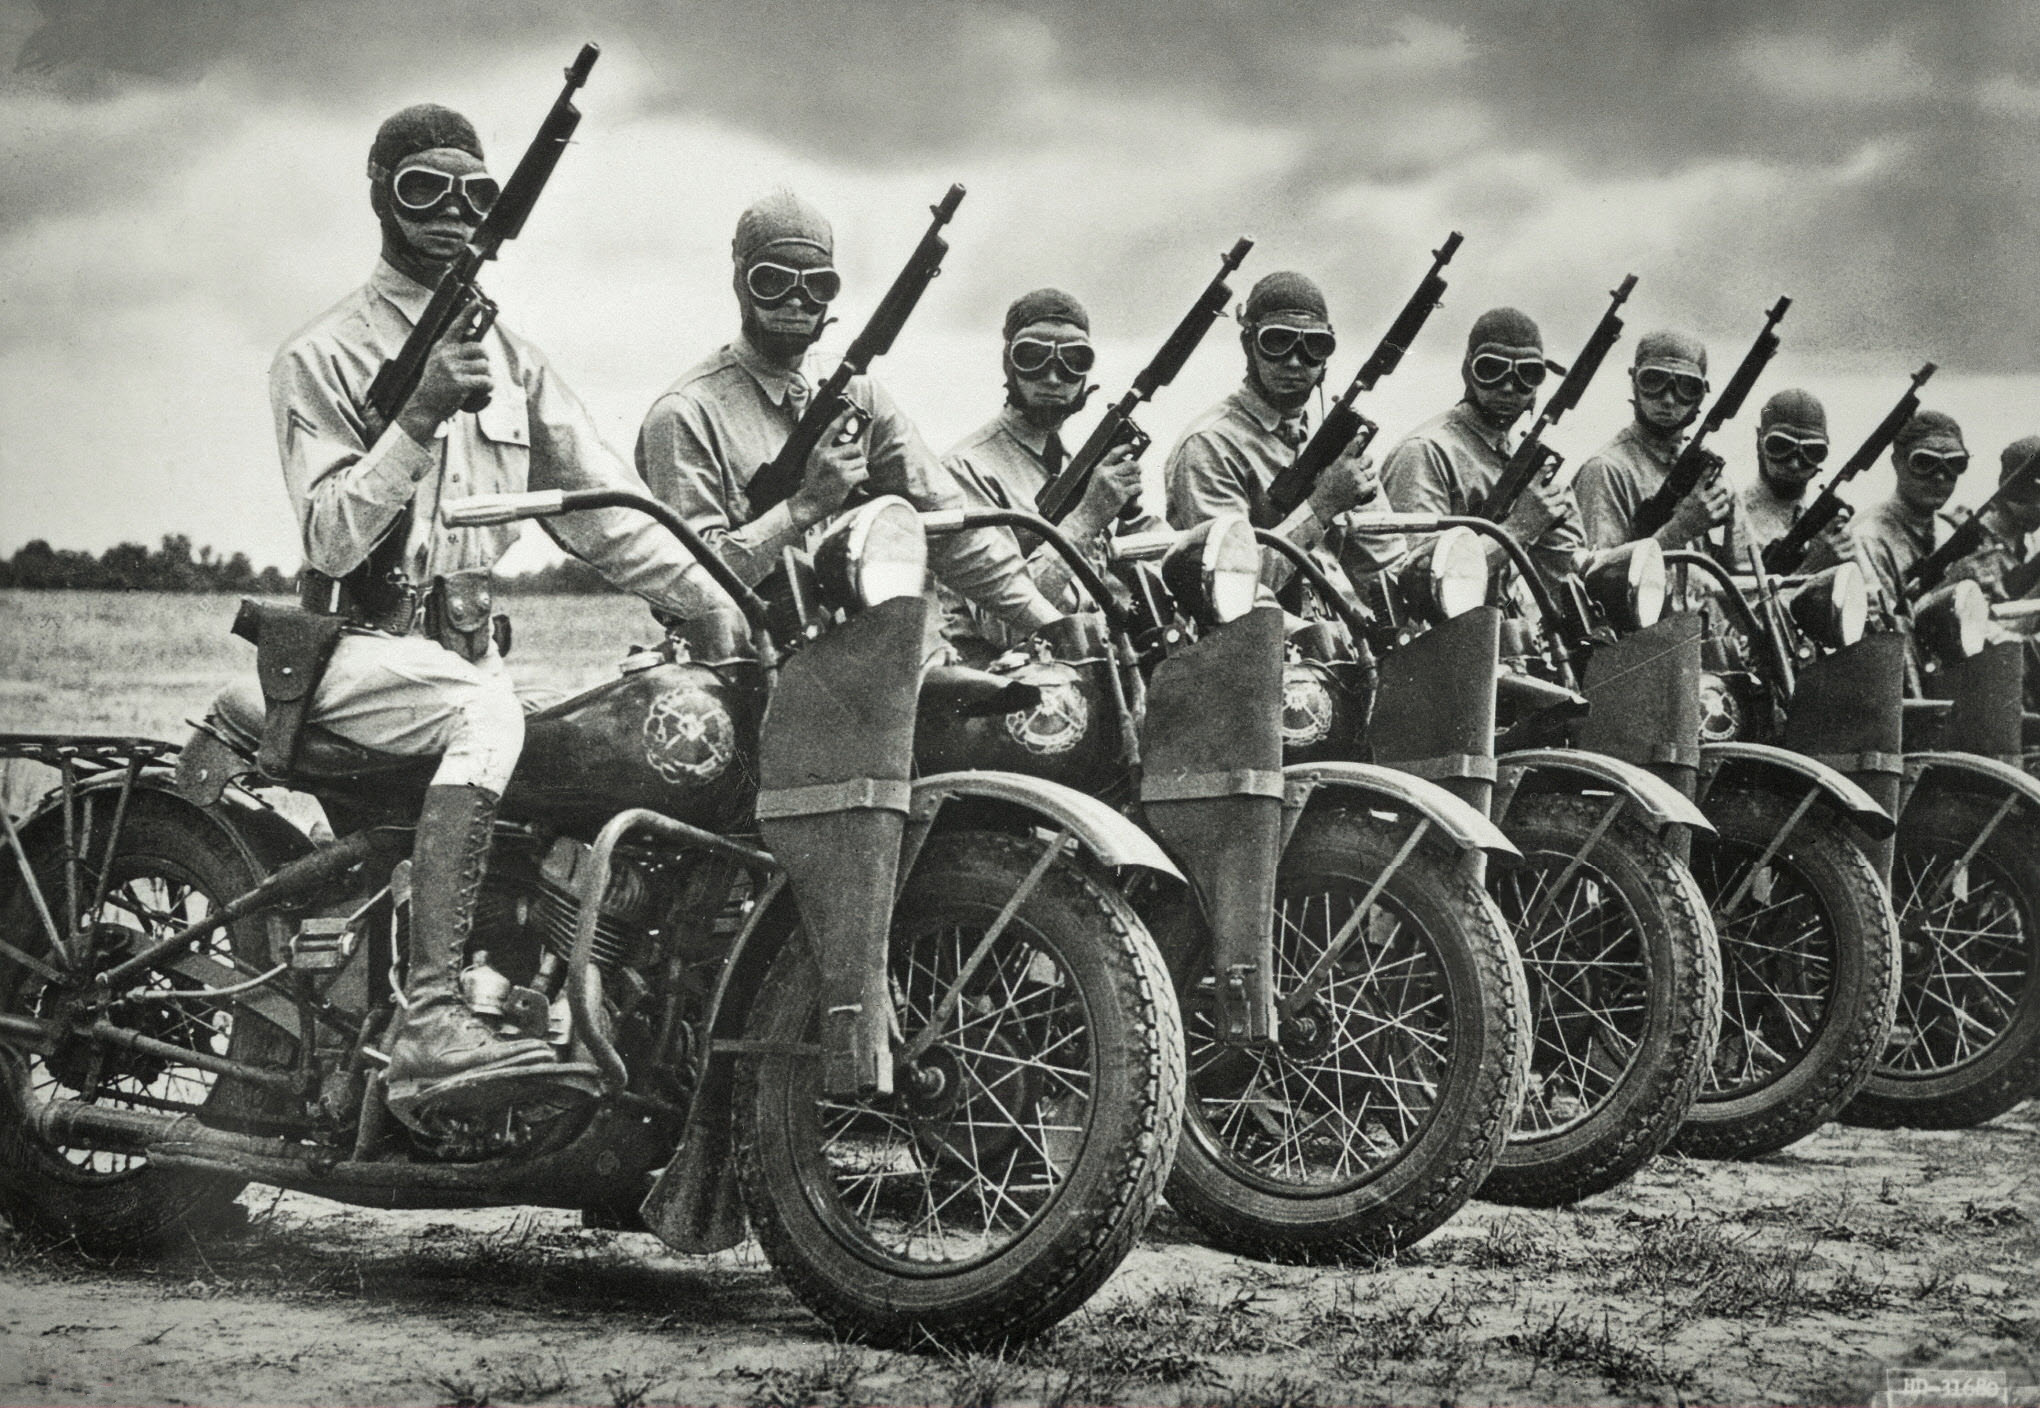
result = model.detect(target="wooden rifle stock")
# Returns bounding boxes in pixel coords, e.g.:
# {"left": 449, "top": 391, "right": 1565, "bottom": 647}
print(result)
{"left": 1761, "top": 361, "right": 1936, "bottom": 574}
{"left": 1477, "top": 273, "right": 1638, "bottom": 522}
{"left": 1630, "top": 295, "right": 1790, "bottom": 539}
{"left": 1036, "top": 236, "right": 1253, "bottom": 525}
{"left": 744, "top": 185, "right": 966, "bottom": 514}
{"left": 1265, "top": 231, "right": 1463, "bottom": 520}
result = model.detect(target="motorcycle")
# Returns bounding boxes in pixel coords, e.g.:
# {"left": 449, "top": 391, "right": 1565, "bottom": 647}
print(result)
{"left": 914, "top": 504, "right": 1529, "bottom": 1263}
{"left": 1475, "top": 533, "right": 1897, "bottom": 1164}
{"left": 1699, "top": 557, "right": 2040, "bottom": 1129}
{"left": 1280, "top": 515, "right": 1726, "bottom": 1205}
{"left": 0, "top": 489, "right": 1188, "bottom": 1350}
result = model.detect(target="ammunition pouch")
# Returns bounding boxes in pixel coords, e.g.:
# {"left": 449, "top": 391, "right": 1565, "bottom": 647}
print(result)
{"left": 422, "top": 568, "right": 501, "bottom": 664}
{"left": 231, "top": 599, "right": 347, "bottom": 779}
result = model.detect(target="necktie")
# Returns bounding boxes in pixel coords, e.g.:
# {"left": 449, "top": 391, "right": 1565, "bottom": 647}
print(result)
{"left": 1042, "top": 433, "right": 1066, "bottom": 478}
{"left": 786, "top": 372, "right": 810, "bottom": 420}
{"left": 1281, "top": 416, "right": 1308, "bottom": 451}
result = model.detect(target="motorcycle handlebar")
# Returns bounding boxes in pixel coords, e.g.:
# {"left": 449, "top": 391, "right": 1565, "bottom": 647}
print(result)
{"left": 441, "top": 489, "right": 772, "bottom": 638}
{"left": 918, "top": 507, "right": 1134, "bottom": 635}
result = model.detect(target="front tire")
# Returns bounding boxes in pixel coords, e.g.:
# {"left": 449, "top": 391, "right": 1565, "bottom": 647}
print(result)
{"left": 1164, "top": 807, "right": 1527, "bottom": 1263}
{"left": 0, "top": 801, "right": 284, "bottom": 1252}
{"left": 734, "top": 830, "right": 1183, "bottom": 1350}
{"left": 1843, "top": 792, "right": 2040, "bottom": 1129}
{"left": 1677, "top": 786, "right": 1897, "bottom": 1157}
{"left": 1482, "top": 792, "right": 1722, "bottom": 1206}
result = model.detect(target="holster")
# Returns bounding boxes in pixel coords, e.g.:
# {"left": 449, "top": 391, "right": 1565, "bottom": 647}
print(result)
{"left": 231, "top": 599, "right": 347, "bottom": 778}
{"left": 422, "top": 568, "right": 500, "bottom": 664}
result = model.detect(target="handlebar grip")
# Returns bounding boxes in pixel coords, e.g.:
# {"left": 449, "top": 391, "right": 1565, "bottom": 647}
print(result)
{"left": 442, "top": 490, "right": 567, "bottom": 527}
{"left": 1106, "top": 529, "right": 1179, "bottom": 563}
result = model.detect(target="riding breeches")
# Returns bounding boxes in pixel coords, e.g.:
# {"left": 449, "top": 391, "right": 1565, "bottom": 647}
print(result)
{"left": 306, "top": 631, "right": 524, "bottom": 792}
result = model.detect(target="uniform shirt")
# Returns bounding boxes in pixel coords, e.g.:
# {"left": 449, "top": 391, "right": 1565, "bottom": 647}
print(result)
{"left": 1840, "top": 496, "right": 1954, "bottom": 606}
{"left": 1376, "top": 400, "right": 1582, "bottom": 586}
{"left": 1163, "top": 381, "right": 1350, "bottom": 594}
{"left": 1942, "top": 510, "right": 2030, "bottom": 603}
{"left": 270, "top": 259, "right": 726, "bottom": 619}
{"left": 1737, "top": 478, "right": 1802, "bottom": 555}
{"left": 636, "top": 336, "right": 1057, "bottom": 632}
{"left": 941, "top": 403, "right": 1162, "bottom": 650}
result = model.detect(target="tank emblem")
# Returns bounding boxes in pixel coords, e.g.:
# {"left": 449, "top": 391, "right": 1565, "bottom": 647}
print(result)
{"left": 1006, "top": 678, "right": 1090, "bottom": 756}
{"left": 643, "top": 687, "right": 736, "bottom": 784}
{"left": 1281, "top": 665, "right": 1337, "bottom": 748}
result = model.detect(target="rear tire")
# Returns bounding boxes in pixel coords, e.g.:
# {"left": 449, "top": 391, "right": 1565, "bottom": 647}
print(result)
{"left": 1842, "top": 792, "right": 2040, "bottom": 1129}
{"left": 1164, "top": 807, "right": 1528, "bottom": 1263}
{"left": 1677, "top": 786, "right": 1897, "bottom": 1157}
{"left": 0, "top": 802, "right": 286, "bottom": 1253}
{"left": 734, "top": 830, "right": 1182, "bottom": 1349}
{"left": 1482, "top": 792, "right": 1721, "bottom": 1206}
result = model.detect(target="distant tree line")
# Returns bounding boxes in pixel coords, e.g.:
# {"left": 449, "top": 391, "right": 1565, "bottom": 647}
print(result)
{"left": 0, "top": 536, "right": 611, "bottom": 594}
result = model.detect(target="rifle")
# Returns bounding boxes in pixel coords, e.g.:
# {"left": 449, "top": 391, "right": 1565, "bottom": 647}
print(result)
{"left": 1629, "top": 295, "right": 1791, "bottom": 539}
{"left": 363, "top": 43, "right": 600, "bottom": 433}
{"left": 1902, "top": 444, "right": 2040, "bottom": 597}
{"left": 1036, "top": 236, "right": 1254, "bottom": 526}
{"left": 742, "top": 185, "right": 967, "bottom": 514}
{"left": 1761, "top": 361, "right": 1936, "bottom": 574}
{"left": 1262, "top": 231, "right": 1463, "bottom": 521}
{"left": 1477, "top": 274, "right": 1638, "bottom": 523}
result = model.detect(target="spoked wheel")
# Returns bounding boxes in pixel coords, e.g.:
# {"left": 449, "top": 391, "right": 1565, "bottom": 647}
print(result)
{"left": 1163, "top": 807, "right": 1525, "bottom": 1263}
{"left": 1482, "top": 792, "right": 1721, "bottom": 1206}
{"left": 735, "top": 830, "right": 1183, "bottom": 1350}
{"left": 1676, "top": 787, "right": 1897, "bottom": 1156}
{"left": 1843, "top": 792, "right": 2040, "bottom": 1129}
{"left": 0, "top": 801, "right": 288, "bottom": 1251}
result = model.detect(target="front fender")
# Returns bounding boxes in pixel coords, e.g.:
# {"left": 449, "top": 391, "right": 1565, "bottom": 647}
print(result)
{"left": 1699, "top": 740, "right": 1896, "bottom": 840}
{"left": 909, "top": 771, "right": 1182, "bottom": 881}
{"left": 1903, "top": 750, "right": 2040, "bottom": 821}
{"left": 1285, "top": 760, "right": 1518, "bottom": 860}
{"left": 1499, "top": 747, "right": 1717, "bottom": 837}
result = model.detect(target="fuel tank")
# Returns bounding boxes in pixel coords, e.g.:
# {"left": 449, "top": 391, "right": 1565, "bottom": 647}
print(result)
{"left": 501, "top": 657, "right": 761, "bottom": 832}
{"left": 912, "top": 657, "right": 1124, "bottom": 796}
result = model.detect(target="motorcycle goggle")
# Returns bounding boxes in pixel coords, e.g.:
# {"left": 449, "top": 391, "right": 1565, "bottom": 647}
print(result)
{"left": 1905, "top": 448, "right": 1969, "bottom": 480}
{"left": 390, "top": 166, "right": 501, "bottom": 220}
{"left": 744, "top": 261, "right": 843, "bottom": 307}
{"left": 1467, "top": 352, "right": 1549, "bottom": 390}
{"left": 1254, "top": 325, "right": 1338, "bottom": 365}
{"left": 1634, "top": 367, "right": 1708, "bottom": 403}
{"left": 1008, "top": 337, "right": 1097, "bottom": 380}
{"left": 1761, "top": 431, "right": 1830, "bottom": 466}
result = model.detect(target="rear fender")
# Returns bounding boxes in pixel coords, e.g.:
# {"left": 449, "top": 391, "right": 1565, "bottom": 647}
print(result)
{"left": 1498, "top": 747, "right": 1716, "bottom": 839}
{"left": 1284, "top": 761, "right": 1518, "bottom": 879}
{"left": 1698, "top": 740, "right": 1896, "bottom": 840}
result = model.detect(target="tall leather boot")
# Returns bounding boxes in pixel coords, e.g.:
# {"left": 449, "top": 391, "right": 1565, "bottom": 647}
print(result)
{"left": 385, "top": 784, "right": 555, "bottom": 1097}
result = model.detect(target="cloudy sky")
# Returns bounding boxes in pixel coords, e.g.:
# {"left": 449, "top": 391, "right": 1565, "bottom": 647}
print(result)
{"left": 4, "top": 0, "right": 2038, "bottom": 571}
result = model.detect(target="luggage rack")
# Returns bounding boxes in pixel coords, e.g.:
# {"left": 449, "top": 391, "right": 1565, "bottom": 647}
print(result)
{"left": 1, "top": 735, "right": 182, "bottom": 961}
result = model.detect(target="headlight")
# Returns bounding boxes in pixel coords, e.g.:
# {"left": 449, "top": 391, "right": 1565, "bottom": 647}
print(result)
{"left": 1161, "top": 514, "right": 1261, "bottom": 629}
{"left": 812, "top": 496, "right": 927, "bottom": 614}
{"left": 1786, "top": 562, "right": 1868, "bottom": 650}
{"left": 1914, "top": 579, "right": 1990, "bottom": 664}
{"left": 1386, "top": 525, "right": 1488, "bottom": 626}
{"left": 1698, "top": 671, "right": 1745, "bottom": 742}
{"left": 1583, "top": 540, "right": 1666, "bottom": 632}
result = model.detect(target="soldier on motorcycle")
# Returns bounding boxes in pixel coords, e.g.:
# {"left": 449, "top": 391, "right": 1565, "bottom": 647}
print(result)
{"left": 1162, "top": 270, "right": 1379, "bottom": 581}
{"left": 268, "top": 103, "right": 732, "bottom": 1116}
{"left": 1838, "top": 410, "right": 1971, "bottom": 604}
{"left": 1574, "top": 330, "right": 1737, "bottom": 554}
{"left": 633, "top": 191, "right": 1064, "bottom": 647}
{"left": 1736, "top": 388, "right": 1857, "bottom": 566}
{"left": 938, "top": 287, "right": 1157, "bottom": 655}
{"left": 1374, "top": 307, "right": 1578, "bottom": 587}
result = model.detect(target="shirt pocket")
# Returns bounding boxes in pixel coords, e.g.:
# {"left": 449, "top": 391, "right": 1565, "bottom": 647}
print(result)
{"left": 473, "top": 385, "right": 532, "bottom": 489}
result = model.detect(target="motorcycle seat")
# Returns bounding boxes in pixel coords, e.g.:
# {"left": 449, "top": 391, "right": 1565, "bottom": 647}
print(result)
{"left": 211, "top": 680, "right": 436, "bottom": 782}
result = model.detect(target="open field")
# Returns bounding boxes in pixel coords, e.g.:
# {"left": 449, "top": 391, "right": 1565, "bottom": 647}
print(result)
{"left": 3, "top": 589, "right": 2038, "bottom": 1406}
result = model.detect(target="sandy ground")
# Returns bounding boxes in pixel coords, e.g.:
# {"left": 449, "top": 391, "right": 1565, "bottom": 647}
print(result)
{"left": 2, "top": 1113, "right": 2036, "bottom": 1408}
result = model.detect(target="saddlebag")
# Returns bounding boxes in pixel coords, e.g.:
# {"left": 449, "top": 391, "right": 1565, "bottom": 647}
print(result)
{"left": 231, "top": 599, "right": 347, "bottom": 779}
